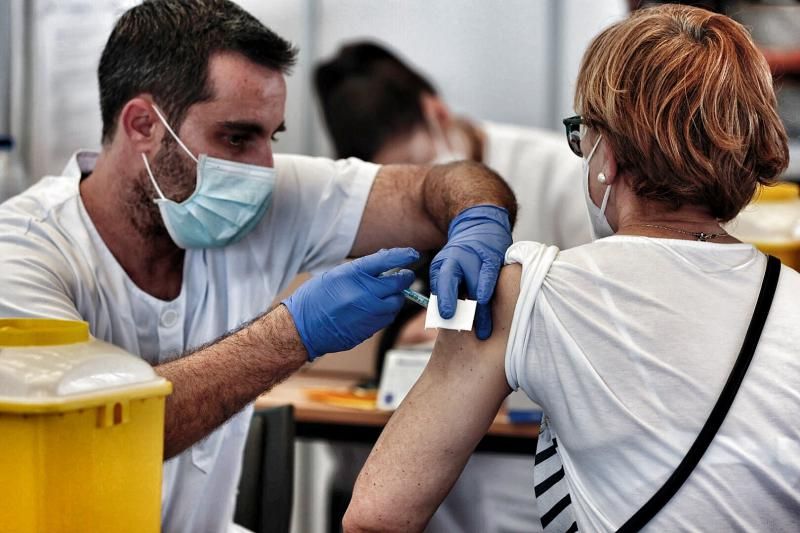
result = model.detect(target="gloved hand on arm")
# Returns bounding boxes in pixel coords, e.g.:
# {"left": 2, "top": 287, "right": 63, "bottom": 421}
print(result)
{"left": 283, "top": 247, "right": 419, "bottom": 360}
{"left": 429, "top": 205, "right": 513, "bottom": 340}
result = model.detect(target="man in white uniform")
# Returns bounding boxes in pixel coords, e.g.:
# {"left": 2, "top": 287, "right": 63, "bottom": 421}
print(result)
{"left": 315, "top": 41, "right": 591, "bottom": 249}
{"left": 314, "top": 41, "right": 590, "bottom": 532}
{"left": 0, "top": 3, "right": 517, "bottom": 532}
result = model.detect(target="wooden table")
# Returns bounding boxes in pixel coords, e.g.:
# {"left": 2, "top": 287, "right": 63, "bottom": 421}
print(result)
{"left": 256, "top": 369, "right": 539, "bottom": 455}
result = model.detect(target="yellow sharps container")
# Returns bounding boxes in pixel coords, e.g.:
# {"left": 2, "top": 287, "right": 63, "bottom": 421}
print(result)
{"left": 726, "top": 182, "right": 800, "bottom": 270}
{"left": 0, "top": 318, "right": 172, "bottom": 533}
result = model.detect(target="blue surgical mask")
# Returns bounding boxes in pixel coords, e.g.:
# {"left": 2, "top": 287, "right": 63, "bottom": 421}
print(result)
{"left": 582, "top": 135, "right": 614, "bottom": 240}
{"left": 141, "top": 105, "right": 276, "bottom": 249}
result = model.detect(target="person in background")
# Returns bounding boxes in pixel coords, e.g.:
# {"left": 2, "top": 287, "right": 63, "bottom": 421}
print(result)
{"left": 315, "top": 40, "right": 592, "bottom": 359}
{"left": 344, "top": 5, "right": 799, "bottom": 532}
{"left": 0, "top": 2, "right": 518, "bottom": 532}
{"left": 315, "top": 41, "right": 590, "bottom": 248}
{"left": 314, "top": 41, "right": 591, "bottom": 533}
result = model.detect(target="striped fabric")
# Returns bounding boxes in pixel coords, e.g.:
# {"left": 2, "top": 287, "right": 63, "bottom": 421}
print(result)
{"left": 534, "top": 416, "right": 578, "bottom": 533}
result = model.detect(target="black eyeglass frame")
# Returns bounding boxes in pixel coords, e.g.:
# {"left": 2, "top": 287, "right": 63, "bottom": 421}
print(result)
{"left": 562, "top": 115, "right": 584, "bottom": 157}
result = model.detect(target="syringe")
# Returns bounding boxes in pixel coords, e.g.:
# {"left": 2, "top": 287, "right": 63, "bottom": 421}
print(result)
{"left": 401, "top": 288, "right": 429, "bottom": 309}
{"left": 380, "top": 268, "right": 429, "bottom": 308}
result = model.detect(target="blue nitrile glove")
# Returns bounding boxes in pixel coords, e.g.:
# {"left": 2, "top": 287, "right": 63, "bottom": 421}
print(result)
{"left": 429, "top": 205, "right": 512, "bottom": 340}
{"left": 283, "top": 248, "right": 419, "bottom": 360}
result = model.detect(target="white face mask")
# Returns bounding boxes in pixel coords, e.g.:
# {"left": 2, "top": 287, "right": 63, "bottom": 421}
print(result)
{"left": 583, "top": 135, "right": 614, "bottom": 240}
{"left": 426, "top": 115, "right": 471, "bottom": 164}
{"left": 142, "top": 105, "right": 276, "bottom": 249}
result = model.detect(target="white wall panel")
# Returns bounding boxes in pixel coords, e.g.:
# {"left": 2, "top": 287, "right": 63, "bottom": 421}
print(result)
{"left": 554, "top": 0, "right": 627, "bottom": 126}
{"left": 235, "top": 0, "right": 316, "bottom": 156}
{"left": 310, "top": 0, "right": 555, "bottom": 156}
{"left": 25, "top": 0, "right": 137, "bottom": 180}
{"left": 0, "top": 1, "right": 10, "bottom": 135}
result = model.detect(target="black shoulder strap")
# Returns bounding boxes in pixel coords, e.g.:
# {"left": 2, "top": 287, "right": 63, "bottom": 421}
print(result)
{"left": 617, "top": 255, "right": 782, "bottom": 533}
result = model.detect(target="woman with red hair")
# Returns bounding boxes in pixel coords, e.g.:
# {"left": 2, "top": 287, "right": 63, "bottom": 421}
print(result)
{"left": 345, "top": 5, "right": 799, "bottom": 532}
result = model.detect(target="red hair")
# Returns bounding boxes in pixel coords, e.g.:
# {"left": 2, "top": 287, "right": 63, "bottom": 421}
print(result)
{"left": 575, "top": 4, "right": 789, "bottom": 221}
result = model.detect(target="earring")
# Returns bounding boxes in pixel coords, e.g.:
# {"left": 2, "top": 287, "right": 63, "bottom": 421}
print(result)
{"left": 597, "top": 173, "right": 607, "bottom": 184}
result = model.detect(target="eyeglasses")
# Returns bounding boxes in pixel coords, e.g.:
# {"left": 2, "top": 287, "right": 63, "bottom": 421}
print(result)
{"left": 562, "top": 115, "right": 584, "bottom": 157}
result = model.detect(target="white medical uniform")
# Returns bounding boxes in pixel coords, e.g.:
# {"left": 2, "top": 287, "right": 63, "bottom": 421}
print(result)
{"left": 426, "top": 123, "right": 591, "bottom": 533}
{"left": 483, "top": 121, "right": 590, "bottom": 247}
{"left": 504, "top": 238, "right": 800, "bottom": 531}
{"left": 0, "top": 151, "right": 378, "bottom": 533}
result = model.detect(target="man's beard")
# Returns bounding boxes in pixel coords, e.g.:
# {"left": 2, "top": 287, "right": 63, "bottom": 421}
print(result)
{"left": 128, "top": 137, "right": 197, "bottom": 241}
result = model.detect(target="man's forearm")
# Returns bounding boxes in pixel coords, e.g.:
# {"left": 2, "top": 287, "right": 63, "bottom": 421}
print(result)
{"left": 350, "top": 161, "right": 516, "bottom": 257}
{"left": 422, "top": 161, "right": 518, "bottom": 232}
{"left": 156, "top": 305, "right": 306, "bottom": 459}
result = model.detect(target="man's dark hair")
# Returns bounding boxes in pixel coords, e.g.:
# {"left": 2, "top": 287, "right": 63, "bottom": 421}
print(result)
{"left": 314, "top": 41, "right": 437, "bottom": 160}
{"left": 98, "top": 0, "right": 297, "bottom": 144}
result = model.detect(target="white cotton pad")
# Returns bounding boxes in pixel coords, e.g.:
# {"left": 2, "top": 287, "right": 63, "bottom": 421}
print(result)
{"left": 424, "top": 295, "right": 477, "bottom": 331}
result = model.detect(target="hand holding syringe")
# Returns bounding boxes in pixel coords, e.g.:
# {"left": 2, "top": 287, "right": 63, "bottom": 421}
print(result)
{"left": 400, "top": 288, "right": 429, "bottom": 308}
{"left": 381, "top": 267, "right": 475, "bottom": 330}
{"left": 380, "top": 268, "right": 429, "bottom": 308}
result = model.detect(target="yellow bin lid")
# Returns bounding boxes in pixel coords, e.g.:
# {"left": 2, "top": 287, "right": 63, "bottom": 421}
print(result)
{"left": 0, "top": 318, "right": 171, "bottom": 413}
{"left": 0, "top": 318, "right": 90, "bottom": 346}
{"left": 754, "top": 182, "right": 800, "bottom": 203}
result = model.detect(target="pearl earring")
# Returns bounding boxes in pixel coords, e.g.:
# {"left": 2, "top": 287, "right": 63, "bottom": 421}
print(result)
{"left": 597, "top": 173, "right": 607, "bottom": 184}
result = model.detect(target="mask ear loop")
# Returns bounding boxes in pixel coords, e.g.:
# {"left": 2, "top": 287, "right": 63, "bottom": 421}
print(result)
{"left": 142, "top": 104, "right": 200, "bottom": 203}
{"left": 150, "top": 105, "right": 199, "bottom": 163}
{"left": 141, "top": 153, "right": 167, "bottom": 202}
{"left": 425, "top": 112, "right": 456, "bottom": 161}
{"left": 586, "top": 134, "right": 603, "bottom": 161}
{"left": 586, "top": 135, "right": 612, "bottom": 218}
{"left": 599, "top": 182, "right": 612, "bottom": 216}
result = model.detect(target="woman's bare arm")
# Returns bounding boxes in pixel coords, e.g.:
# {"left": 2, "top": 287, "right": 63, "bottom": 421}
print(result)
{"left": 343, "top": 264, "right": 522, "bottom": 533}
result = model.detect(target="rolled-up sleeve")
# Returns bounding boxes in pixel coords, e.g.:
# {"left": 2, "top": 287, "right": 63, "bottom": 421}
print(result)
{"left": 257, "top": 155, "right": 378, "bottom": 275}
{"left": 503, "top": 241, "right": 559, "bottom": 393}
